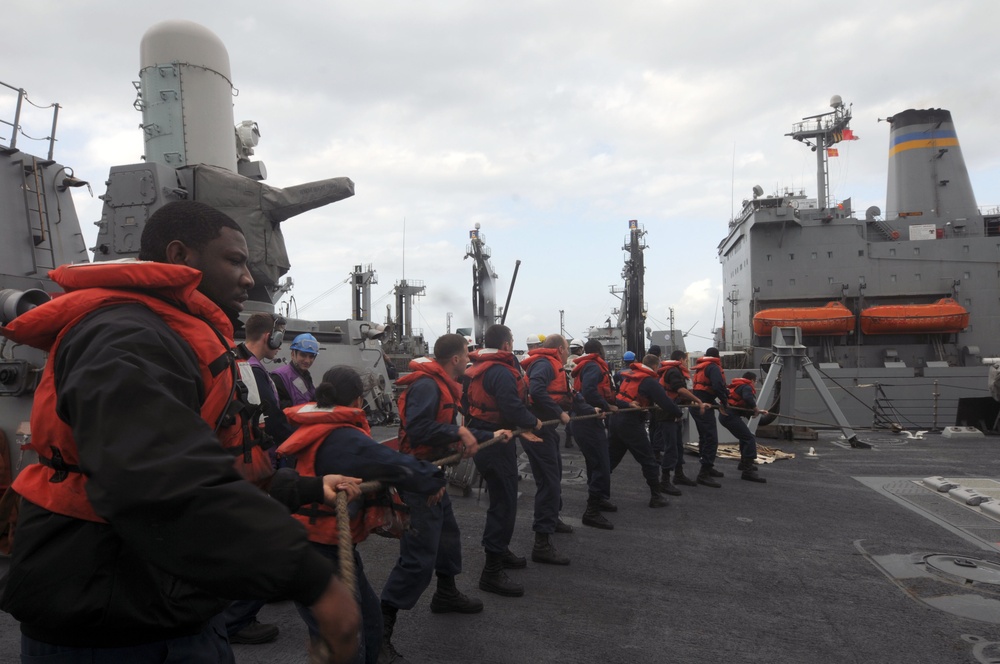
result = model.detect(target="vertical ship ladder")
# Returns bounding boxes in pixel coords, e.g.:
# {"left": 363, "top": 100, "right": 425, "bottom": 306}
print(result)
{"left": 19, "top": 155, "right": 56, "bottom": 275}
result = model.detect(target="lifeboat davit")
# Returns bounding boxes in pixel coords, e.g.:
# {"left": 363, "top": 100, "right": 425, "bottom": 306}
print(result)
{"left": 752, "top": 302, "right": 855, "bottom": 337}
{"left": 860, "top": 298, "right": 969, "bottom": 335}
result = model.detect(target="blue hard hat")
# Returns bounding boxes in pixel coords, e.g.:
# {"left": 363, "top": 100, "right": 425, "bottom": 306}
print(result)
{"left": 623, "top": 351, "right": 636, "bottom": 362}
{"left": 290, "top": 333, "right": 320, "bottom": 354}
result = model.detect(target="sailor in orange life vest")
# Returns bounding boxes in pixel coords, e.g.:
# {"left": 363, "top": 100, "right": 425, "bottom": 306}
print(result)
{"left": 656, "top": 350, "right": 708, "bottom": 494}
{"left": 379, "top": 334, "right": 510, "bottom": 660}
{"left": 569, "top": 339, "right": 619, "bottom": 529}
{"left": 690, "top": 346, "right": 728, "bottom": 488}
{"left": 224, "top": 312, "right": 298, "bottom": 646}
{"left": 277, "top": 365, "right": 447, "bottom": 664}
{"left": 610, "top": 354, "right": 682, "bottom": 508}
{"left": 718, "top": 372, "right": 768, "bottom": 483}
{"left": 465, "top": 324, "right": 544, "bottom": 598}
{"left": 0, "top": 200, "right": 362, "bottom": 664}
{"left": 521, "top": 333, "right": 579, "bottom": 565}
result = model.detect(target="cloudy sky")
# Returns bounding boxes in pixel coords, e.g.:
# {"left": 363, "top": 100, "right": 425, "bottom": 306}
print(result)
{"left": 5, "top": 1, "right": 999, "bottom": 352}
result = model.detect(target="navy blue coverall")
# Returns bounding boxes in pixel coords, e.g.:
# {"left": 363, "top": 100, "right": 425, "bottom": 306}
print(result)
{"left": 296, "top": 426, "right": 444, "bottom": 664}
{"left": 468, "top": 363, "right": 538, "bottom": 555}
{"left": 692, "top": 362, "right": 727, "bottom": 469}
{"left": 524, "top": 359, "right": 569, "bottom": 535}
{"left": 380, "top": 375, "right": 493, "bottom": 611}
{"left": 610, "top": 377, "right": 681, "bottom": 488}
{"left": 574, "top": 362, "right": 614, "bottom": 501}
{"left": 658, "top": 365, "right": 689, "bottom": 474}
{"left": 719, "top": 382, "right": 759, "bottom": 462}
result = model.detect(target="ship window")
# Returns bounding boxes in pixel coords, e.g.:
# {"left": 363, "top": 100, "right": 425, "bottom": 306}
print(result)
{"left": 767, "top": 280, "right": 773, "bottom": 286}
{"left": 827, "top": 251, "right": 833, "bottom": 258}
{"left": 914, "top": 273, "right": 921, "bottom": 281}
{"left": 964, "top": 272, "right": 970, "bottom": 280}
{"left": 789, "top": 253, "right": 794, "bottom": 260}
{"left": 766, "top": 254, "right": 771, "bottom": 261}
{"left": 966, "top": 299, "right": 972, "bottom": 307}
{"left": 789, "top": 278, "right": 796, "bottom": 286}
{"left": 913, "top": 247, "right": 920, "bottom": 256}
{"left": 890, "top": 275, "right": 896, "bottom": 282}
{"left": 858, "top": 250, "right": 864, "bottom": 257}
{"left": 963, "top": 245, "right": 970, "bottom": 254}
{"left": 889, "top": 248, "right": 896, "bottom": 256}
{"left": 811, "top": 252, "right": 817, "bottom": 259}
{"left": 828, "top": 277, "right": 834, "bottom": 284}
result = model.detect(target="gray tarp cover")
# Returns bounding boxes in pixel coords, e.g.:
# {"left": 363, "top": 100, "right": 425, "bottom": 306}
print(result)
{"left": 192, "top": 164, "right": 354, "bottom": 291}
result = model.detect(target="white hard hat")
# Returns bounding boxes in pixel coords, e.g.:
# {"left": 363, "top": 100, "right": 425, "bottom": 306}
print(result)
{"left": 526, "top": 334, "right": 541, "bottom": 345}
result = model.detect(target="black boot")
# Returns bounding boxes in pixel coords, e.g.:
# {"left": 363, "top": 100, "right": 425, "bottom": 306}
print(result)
{"left": 430, "top": 574, "right": 484, "bottom": 614}
{"left": 697, "top": 467, "right": 721, "bottom": 488}
{"left": 659, "top": 469, "right": 682, "bottom": 496}
{"left": 707, "top": 465, "right": 725, "bottom": 478}
{"left": 554, "top": 518, "right": 574, "bottom": 534}
{"left": 673, "top": 467, "right": 698, "bottom": 487}
{"left": 595, "top": 497, "right": 618, "bottom": 512}
{"left": 741, "top": 467, "right": 767, "bottom": 483}
{"left": 479, "top": 552, "right": 524, "bottom": 597}
{"left": 379, "top": 603, "right": 410, "bottom": 664}
{"left": 737, "top": 457, "right": 759, "bottom": 471}
{"left": 582, "top": 497, "right": 614, "bottom": 530}
{"left": 531, "top": 532, "right": 570, "bottom": 565}
{"left": 499, "top": 547, "right": 527, "bottom": 569}
{"left": 648, "top": 487, "right": 668, "bottom": 508}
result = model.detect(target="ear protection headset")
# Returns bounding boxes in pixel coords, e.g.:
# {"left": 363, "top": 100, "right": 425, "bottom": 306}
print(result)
{"left": 266, "top": 315, "right": 287, "bottom": 350}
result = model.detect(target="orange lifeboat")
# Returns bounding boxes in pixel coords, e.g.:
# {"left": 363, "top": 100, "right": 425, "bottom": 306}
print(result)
{"left": 860, "top": 298, "right": 969, "bottom": 335}
{"left": 753, "top": 302, "right": 855, "bottom": 337}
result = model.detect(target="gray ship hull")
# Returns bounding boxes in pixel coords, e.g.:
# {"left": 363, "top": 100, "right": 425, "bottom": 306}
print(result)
{"left": 719, "top": 103, "right": 999, "bottom": 430}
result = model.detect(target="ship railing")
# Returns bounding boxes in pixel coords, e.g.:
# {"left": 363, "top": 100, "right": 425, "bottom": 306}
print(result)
{"left": 0, "top": 82, "right": 60, "bottom": 161}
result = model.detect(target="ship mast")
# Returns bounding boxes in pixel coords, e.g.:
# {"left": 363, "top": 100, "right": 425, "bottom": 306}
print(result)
{"left": 619, "top": 220, "right": 647, "bottom": 357}
{"left": 465, "top": 223, "right": 498, "bottom": 347}
{"left": 787, "top": 95, "right": 853, "bottom": 209}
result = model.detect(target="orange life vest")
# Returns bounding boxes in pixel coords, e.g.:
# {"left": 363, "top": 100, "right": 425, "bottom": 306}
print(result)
{"left": 464, "top": 349, "right": 527, "bottom": 424}
{"left": 0, "top": 261, "right": 271, "bottom": 523}
{"left": 693, "top": 356, "right": 726, "bottom": 396}
{"left": 615, "top": 363, "right": 658, "bottom": 408}
{"left": 571, "top": 353, "right": 614, "bottom": 402}
{"left": 658, "top": 360, "right": 691, "bottom": 400}
{"left": 728, "top": 377, "right": 756, "bottom": 410}
{"left": 396, "top": 357, "right": 462, "bottom": 460}
{"left": 521, "top": 348, "right": 573, "bottom": 409}
{"left": 277, "top": 404, "right": 405, "bottom": 544}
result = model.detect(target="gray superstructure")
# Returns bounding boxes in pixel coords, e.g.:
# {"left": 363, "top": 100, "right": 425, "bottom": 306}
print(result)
{"left": 0, "top": 20, "right": 398, "bottom": 480}
{"left": 719, "top": 97, "right": 1000, "bottom": 429}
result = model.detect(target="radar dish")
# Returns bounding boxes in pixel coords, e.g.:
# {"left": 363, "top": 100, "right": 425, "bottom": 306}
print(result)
{"left": 752, "top": 185, "right": 764, "bottom": 198}
{"left": 830, "top": 95, "right": 843, "bottom": 109}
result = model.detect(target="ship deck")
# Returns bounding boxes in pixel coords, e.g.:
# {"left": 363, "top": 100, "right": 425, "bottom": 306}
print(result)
{"left": 4, "top": 427, "right": 1000, "bottom": 662}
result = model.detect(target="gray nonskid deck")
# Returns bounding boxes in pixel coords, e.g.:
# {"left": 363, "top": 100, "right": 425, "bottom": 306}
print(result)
{"left": 4, "top": 430, "right": 1000, "bottom": 662}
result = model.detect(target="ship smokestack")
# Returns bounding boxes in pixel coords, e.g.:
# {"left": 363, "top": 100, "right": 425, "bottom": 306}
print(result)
{"left": 885, "top": 109, "right": 979, "bottom": 223}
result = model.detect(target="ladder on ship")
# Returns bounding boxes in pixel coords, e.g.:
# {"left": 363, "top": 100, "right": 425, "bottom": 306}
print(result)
{"left": 18, "top": 155, "right": 57, "bottom": 276}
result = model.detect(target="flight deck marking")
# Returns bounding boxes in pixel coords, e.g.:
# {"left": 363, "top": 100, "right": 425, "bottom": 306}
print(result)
{"left": 855, "top": 476, "right": 1000, "bottom": 553}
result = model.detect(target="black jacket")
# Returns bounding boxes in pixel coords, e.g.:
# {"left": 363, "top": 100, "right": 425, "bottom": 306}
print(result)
{"left": 1, "top": 305, "right": 334, "bottom": 647}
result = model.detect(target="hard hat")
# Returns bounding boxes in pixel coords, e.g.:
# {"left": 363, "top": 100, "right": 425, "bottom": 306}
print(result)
{"left": 537, "top": 333, "right": 547, "bottom": 342}
{"left": 290, "top": 333, "right": 320, "bottom": 355}
{"left": 526, "top": 334, "right": 541, "bottom": 345}
{"left": 568, "top": 338, "right": 583, "bottom": 349}
{"left": 623, "top": 351, "right": 636, "bottom": 362}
